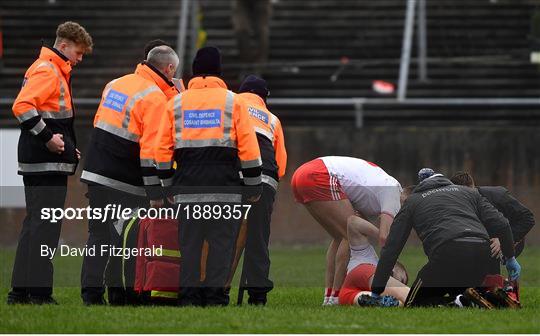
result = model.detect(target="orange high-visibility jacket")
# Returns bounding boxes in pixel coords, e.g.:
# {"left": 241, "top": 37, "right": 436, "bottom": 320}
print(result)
{"left": 81, "top": 62, "right": 176, "bottom": 197}
{"left": 155, "top": 76, "right": 262, "bottom": 202}
{"left": 238, "top": 92, "right": 287, "bottom": 190}
{"left": 12, "top": 46, "right": 77, "bottom": 175}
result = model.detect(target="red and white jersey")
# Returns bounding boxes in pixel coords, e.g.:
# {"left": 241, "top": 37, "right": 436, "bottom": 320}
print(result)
{"left": 347, "top": 242, "right": 379, "bottom": 273}
{"left": 320, "top": 156, "right": 402, "bottom": 219}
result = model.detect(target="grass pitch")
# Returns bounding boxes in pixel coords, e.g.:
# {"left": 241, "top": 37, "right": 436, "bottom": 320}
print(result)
{"left": 0, "top": 246, "right": 539, "bottom": 333}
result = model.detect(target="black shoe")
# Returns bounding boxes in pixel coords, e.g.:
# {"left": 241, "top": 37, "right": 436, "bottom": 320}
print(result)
{"left": 248, "top": 296, "right": 267, "bottom": 306}
{"left": 107, "top": 287, "right": 126, "bottom": 306}
{"left": 178, "top": 287, "right": 205, "bottom": 307}
{"left": 201, "top": 287, "right": 229, "bottom": 307}
{"left": 248, "top": 300, "right": 266, "bottom": 306}
{"left": 247, "top": 287, "right": 271, "bottom": 306}
{"left": 28, "top": 296, "right": 58, "bottom": 305}
{"left": 83, "top": 297, "right": 107, "bottom": 306}
{"left": 7, "top": 294, "right": 30, "bottom": 305}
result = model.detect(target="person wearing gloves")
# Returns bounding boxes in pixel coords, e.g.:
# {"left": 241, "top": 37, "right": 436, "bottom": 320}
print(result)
{"left": 369, "top": 168, "right": 520, "bottom": 308}
{"left": 450, "top": 171, "right": 535, "bottom": 272}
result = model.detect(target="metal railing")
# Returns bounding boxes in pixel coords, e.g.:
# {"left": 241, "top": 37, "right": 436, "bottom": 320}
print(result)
{"left": 3, "top": 97, "right": 539, "bottom": 128}
{"left": 176, "top": 0, "right": 200, "bottom": 78}
{"left": 267, "top": 97, "right": 540, "bottom": 127}
{"left": 398, "top": 0, "right": 428, "bottom": 101}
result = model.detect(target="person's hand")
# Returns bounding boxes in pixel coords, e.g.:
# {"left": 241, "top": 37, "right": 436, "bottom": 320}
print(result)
{"left": 247, "top": 194, "right": 261, "bottom": 203}
{"left": 46, "top": 134, "right": 65, "bottom": 154}
{"left": 378, "top": 233, "right": 387, "bottom": 247}
{"left": 167, "top": 196, "right": 175, "bottom": 205}
{"left": 378, "top": 225, "right": 389, "bottom": 247}
{"left": 505, "top": 257, "right": 521, "bottom": 281}
{"left": 245, "top": 184, "right": 262, "bottom": 203}
{"left": 150, "top": 199, "right": 164, "bottom": 208}
{"left": 490, "top": 238, "right": 502, "bottom": 258}
{"left": 76, "top": 148, "right": 81, "bottom": 160}
{"left": 378, "top": 214, "right": 392, "bottom": 247}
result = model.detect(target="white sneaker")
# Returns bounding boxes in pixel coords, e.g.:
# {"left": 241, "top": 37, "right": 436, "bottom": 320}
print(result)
{"left": 322, "top": 296, "right": 330, "bottom": 306}
{"left": 453, "top": 295, "right": 465, "bottom": 308}
{"left": 328, "top": 296, "right": 339, "bottom": 305}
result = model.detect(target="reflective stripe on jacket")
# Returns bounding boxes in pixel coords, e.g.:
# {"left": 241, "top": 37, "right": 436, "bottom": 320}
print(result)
{"left": 155, "top": 76, "right": 262, "bottom": 195}
{"left": 81, "top": 62, "right": 174, "bottom": 197}
{"left": 12, "top": 46, "right": 77, "bottom": 175}
{"left": 238, "top": 92, "right": 287, "bottom": 190}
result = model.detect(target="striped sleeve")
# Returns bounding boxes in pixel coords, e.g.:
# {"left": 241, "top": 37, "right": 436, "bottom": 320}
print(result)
{"left": 12, "top": 67, "right": 56, "bottom": 142}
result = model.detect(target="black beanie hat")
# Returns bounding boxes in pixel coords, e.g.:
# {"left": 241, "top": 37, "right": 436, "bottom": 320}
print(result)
{"left": 239, "top": 75, "right": 269, "bottom": 100}
{"left": 192, "top": 46, "right": 222, "bottom": 76}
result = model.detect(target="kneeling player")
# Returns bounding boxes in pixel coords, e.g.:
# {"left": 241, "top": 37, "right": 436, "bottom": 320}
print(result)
{"left": 339, "top": 215, "right": 410, "bottom": 306}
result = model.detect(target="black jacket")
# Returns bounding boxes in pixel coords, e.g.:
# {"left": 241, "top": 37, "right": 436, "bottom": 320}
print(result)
{"left": 371, "top": 176, "right": 515, "bottom": 295}
{"left": 478, "top": 186, "right": 535, "bottom": 243}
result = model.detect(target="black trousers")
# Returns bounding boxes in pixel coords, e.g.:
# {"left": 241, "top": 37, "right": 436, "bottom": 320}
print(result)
{"left": 178, "top": 200, "right": 240, "bottom": 307}
{"left": 405, "top": 238, "right": 491, "bottom": 307}
{"left": 9, "top": 175, "right": 67, "bottom": 298}
{"left": 244, "top": 184, "right": 275, "bottom": 303}
{"left": 487, "top": 255, "right": 501, "bottom": 275}
{"left": 80, "top": 185, "right": 146, "bottom": 304}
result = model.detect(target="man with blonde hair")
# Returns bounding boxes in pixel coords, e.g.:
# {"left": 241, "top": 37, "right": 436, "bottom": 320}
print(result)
{"left": 9, "top": 21, "right": 92, "bottom": 305}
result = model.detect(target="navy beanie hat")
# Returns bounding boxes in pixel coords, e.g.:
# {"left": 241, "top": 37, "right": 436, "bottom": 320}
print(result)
{"left": 418, "top": 168, "right": 435, "bottom": 182}
{"left": 192, "top": 46, "right": 222, "bottom": 76}
{"left": 239, "top": 75, "right": 269, "bottom": 101}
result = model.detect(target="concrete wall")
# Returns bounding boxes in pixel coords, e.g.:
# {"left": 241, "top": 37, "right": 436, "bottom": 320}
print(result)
{"left": 270, "top": 125, "right": 540, "bottom": 245}
{"left": 1, "top": 125, "right": 539, "bottom": 247}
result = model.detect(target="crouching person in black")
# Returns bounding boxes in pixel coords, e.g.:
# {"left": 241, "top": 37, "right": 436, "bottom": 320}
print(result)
{"left": 370, "top": 169, "right": 521, "bottom": 308}
{"left": 450, "top": 171, "right": 535, "bottom": 274}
